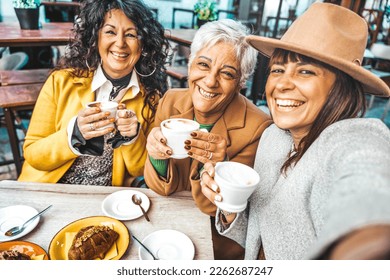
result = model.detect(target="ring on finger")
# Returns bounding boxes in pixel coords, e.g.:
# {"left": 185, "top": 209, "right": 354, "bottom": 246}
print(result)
{"left": 89, "top": 123, "right": 95, "bottom": 131}
{"left": 200, "top": 168, "right": 208, "bottom": 179}
{"left": 208, "top": 152, "right": 213, "bottom": 160}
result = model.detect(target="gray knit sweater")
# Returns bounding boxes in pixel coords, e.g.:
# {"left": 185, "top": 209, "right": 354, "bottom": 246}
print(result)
{"left": 217, "top": 118, "right": 390, "bottom": 259}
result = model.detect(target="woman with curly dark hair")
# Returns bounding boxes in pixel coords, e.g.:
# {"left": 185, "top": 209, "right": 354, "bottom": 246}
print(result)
{"left": 18, "top": 0, "right": 170, "bottom": 187}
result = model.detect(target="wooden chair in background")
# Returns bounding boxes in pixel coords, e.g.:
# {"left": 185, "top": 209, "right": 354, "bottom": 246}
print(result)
{"left": 361, "top": 8, "right": 384, "bottom": 48}
{"left": 0, "top": 69, "right": 50, "bottom": 175}
{"left": 165, "top": 43, "right": 190, "bottom": 88}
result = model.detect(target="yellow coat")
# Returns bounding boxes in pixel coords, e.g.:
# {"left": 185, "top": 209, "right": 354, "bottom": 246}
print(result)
{"left": 18, "top": 69, "right": 153, "bottom": 186}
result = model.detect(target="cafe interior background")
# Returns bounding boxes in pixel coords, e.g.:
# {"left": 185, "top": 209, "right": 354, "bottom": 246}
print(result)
{"left": 1, "top": 0, "right": 390, "bottom": 180}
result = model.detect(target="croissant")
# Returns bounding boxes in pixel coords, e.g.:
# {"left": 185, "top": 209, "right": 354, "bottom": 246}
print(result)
{"left": 68, "top": 225, "right": 119, "bottom": 260}
{"left": 0, "top": 250, "right": 31, "bottom": 260}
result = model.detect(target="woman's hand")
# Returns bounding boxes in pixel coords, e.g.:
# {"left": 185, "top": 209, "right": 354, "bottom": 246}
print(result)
{"left": 200, "top": 162, "right": 221, "bottom": 204}
{"left": 116, "top": 104, "right": 139, "bottom": 139}
{"left": 77, "top": 106, "right": 115, "bottom": 140}
{"left": 201, "top": 162, "right": 237, "bottom": 224}
{"left": 146, "top": 127, "right": 172, "bottom": 159}
{"left": 186, "top": 130, "right": 227, "bottom": 164}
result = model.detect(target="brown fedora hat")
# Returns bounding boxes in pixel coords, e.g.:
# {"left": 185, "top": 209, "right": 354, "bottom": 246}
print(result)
{"left": 246, "top": 2, "right": 390, "bottom": 97}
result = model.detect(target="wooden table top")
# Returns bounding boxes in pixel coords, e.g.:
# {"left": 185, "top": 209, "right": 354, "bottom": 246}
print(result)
{"left": 0, "top": 69, "right": 51, "bottom": 86}
{"left": 164, "top": 28, "right": 197, "bottom": 47}
{"left": 0, "top": 83, "right": 43, "bottom": 108}
{"left": 0, "top": 22, "right": 73, "bottom": 47}
{"left": 41, "top": 1, "right": 81, "bottom": 8}
{"left": 0, "top": 180, "right": 214, "bottom": 260}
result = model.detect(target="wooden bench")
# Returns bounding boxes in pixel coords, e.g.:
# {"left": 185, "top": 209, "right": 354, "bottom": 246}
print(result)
{"left": 166, "top": 65, "right": 188, "bottom": 88}
{"left": 0, "top": 71, "right": 45, "bottom": 175}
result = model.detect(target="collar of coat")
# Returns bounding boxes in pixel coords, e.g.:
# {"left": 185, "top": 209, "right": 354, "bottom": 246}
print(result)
{"left": 69, "top": 69, "right": 146, "bottom": 107}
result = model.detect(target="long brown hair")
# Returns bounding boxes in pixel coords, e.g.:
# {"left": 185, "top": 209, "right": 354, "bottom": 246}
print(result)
{"left": 269, "top": 49, "right": 367, "bottom": 174}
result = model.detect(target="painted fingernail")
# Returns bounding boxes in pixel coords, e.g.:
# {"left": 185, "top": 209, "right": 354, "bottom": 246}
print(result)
{"left": 188, "top": 151, "right": 193, "bottom": 156}
{"left": 211, "top": 183, "right": 219, "bottom": 193}
{"left": 184, "top": 140, "right": 191, "bottom": 145}
{"left": 160, "top": 138, "right": 166, "bottom": 144}
{"left": 190, "top": 132, "right": 197, "bottom": 137}
{"left": 214, "top": 195, "right": 222, "bottom": 202}
{"left": 166, "top": 150, "right": 172, "bottom": 156}
{"left": 184, "top": 145, "right": 190, "bottom": 150}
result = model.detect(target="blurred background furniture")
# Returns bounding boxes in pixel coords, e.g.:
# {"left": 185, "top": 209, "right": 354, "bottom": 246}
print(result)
{"left": 41, "top": 0, "right": 80, "bottom": 23}
{"left": 0, "top": 82, "right": 43, "bottom": 175}
{"left": 0, "top": 49, "right": 28, "bottom": 71}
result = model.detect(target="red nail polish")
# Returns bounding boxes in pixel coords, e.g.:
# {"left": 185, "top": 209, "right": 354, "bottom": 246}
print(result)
{"left": 190, "top": 132, "right": 197, "bottom": 137}
{"left": 184, "top": 140, "right": 191, "bottom": 145}
{"left": 188, "top": 151, "right": 193, "bottom": 156}
{"left": 184, "top": 145, "right": 190, "bottom": 150}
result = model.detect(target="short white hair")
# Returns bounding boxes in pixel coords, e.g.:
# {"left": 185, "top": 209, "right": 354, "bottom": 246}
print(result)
{"left": 189, "top": 19, "right": 257, "bottom": 87}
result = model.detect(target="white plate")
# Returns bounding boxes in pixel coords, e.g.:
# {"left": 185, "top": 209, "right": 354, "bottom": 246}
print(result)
{"left": 138, "top": 229, "right": 195, "bottom": 260}
{"left": 102, "top": 190, "right": 150, "bottom": 221}
{"left": 0, "top": 205, "right": 39, "bottom": 241}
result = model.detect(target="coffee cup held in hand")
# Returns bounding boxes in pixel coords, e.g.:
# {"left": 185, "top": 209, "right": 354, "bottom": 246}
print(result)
{"left": 214, "top": 162, "right": 260, "bottom": 212}
{"left": 86, "top": 101, "right": 118, "bottom": 130}
{"left": 160, "top": 118, "right": 200, "bottom": 159}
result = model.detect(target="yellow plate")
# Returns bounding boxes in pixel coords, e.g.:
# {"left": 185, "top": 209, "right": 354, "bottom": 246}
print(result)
{"left": 48, "top": 216, "right": 130, "bottom": 260}
{"left": 0, "top": 241, "right": 49, "bottom": 260}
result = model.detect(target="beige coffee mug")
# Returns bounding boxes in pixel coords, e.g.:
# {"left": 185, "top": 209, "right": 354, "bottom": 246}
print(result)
{"left": 161, "top": 118, "right": 200, "bottom": 159}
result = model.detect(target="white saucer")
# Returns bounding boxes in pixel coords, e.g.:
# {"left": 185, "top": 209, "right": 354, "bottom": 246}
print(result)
{"left": 0, "top": 205, "right": 39, "bottom": 241}
{"left": 102, "top": 190, "right": 150, "bottom": 221}
{"left": 138, "top": 229, "right": 195, "bottom": 260}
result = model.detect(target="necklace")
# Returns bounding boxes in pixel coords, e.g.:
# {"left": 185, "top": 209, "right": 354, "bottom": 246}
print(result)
{"left": 110, "top": 85, "right": 125, "bottom": 101}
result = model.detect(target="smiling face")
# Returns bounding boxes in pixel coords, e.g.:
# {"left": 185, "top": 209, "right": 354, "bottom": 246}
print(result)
{"left": 188, "top": 42, "right": 241, "bottom": 124}
{"left": 98, "top": 9, "right": 142, "bottom": 79}
{"left": 266, "top": 56, "right": 336, "bottom": 144}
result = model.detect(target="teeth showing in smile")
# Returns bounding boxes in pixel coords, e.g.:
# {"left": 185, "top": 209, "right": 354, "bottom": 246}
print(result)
{"left": 111, "top": 52, "right": 129, "bottom": 58}
{"left": 199, "top": 87, "right": 217, "bottom": 99}
{"left": 276, "top": 99, "right": 304, "bottom": 108}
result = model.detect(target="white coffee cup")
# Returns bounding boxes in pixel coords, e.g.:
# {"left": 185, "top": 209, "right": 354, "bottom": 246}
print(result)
{"left": 160, "top": 118, "right": 200, "bottom": 159}
{"left": 86, "top": 101, "right": 118, "bottom": 130}
{"left": 214, "top": 161, "right": 260, "bottom": 212}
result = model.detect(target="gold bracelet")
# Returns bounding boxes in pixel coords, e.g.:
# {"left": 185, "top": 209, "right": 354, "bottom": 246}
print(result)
{"left": 220, "top": 210, "right": 234, "bottom": 224}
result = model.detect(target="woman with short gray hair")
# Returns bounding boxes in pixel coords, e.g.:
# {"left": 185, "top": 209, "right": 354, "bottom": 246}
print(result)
{"left": 144, "top": 19, "right": 272, "bottom": 259}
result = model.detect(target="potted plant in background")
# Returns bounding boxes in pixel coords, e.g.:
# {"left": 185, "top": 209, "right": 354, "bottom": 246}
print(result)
{"left": 13, "top": 0, "right": 41, "bottom": 30}
{"left": 194, "top": 0, "right": 218, "bottom": 28}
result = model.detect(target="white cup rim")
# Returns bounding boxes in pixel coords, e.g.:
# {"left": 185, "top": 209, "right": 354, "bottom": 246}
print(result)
{"left": 161, "top": 118, "right": 200, "bottom": 132}
{"left": 215, "top": 162, "right": 260, "bottom": 188}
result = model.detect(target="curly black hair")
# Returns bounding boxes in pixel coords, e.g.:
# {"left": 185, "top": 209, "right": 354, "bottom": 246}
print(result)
{"left": 57, "top": 0, "right": 170, "bottom": 127}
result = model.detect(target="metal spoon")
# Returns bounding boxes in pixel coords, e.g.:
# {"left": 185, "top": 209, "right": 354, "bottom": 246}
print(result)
{"left": 132, "top": 234, "right": 158, "bottom": 260}
{"left": 4, "top": 205, "right": 52, "bottom": 237}
{"left": 131, "top": 194, "right": 150, "bottom": 222}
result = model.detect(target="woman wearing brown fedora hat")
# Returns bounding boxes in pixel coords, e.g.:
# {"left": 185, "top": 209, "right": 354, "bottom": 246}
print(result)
{"left": 200, "top": 2, "right": 390, "bottom": 259}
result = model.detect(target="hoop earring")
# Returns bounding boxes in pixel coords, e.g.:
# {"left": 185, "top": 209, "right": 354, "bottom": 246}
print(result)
{"left": 134, "top": 65, "right": 156, "bottom": 77}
